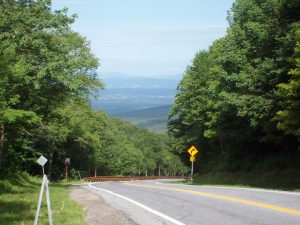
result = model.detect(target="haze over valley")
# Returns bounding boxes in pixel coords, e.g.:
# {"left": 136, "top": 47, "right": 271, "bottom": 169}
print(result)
{"left": 92, "top": 73, "right": 180, "bottom": 131}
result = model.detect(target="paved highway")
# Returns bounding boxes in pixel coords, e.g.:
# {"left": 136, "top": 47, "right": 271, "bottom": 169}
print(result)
{"left": 87, "top": 180, "right": 300, "bottom": 225}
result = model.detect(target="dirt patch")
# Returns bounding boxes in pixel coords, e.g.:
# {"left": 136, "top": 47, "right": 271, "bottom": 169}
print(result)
{"left": 70, "top": 186, "right": 137, "bottom": 225}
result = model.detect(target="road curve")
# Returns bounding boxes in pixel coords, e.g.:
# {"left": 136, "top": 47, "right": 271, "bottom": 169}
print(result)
{"left": 86, "top": 180, "right": 300, "bottom": 225}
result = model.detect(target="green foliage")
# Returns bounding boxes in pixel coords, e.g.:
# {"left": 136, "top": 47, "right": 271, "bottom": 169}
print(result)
{"left": 0, "top": 172, "right": 87, "bottom": 225}
{"left": 275, "top": 29, "right": 300, "bottom": 136}
{"left": 0, "top": 0, "right": 187, "bottom": 179}
{"left": 183, "top": 170, "right": 300, "bottom": 191}
{"left": 115, "top": 105, "right": 172, "bottom": 132}
{"left": 0, "top": 179, "right": 14, "bottom": 194}
{"left": 90, "top": 115, "right": 186, "bottom": 176}
{"left": 169, "top": 0, "right": 300, "bottom": 174}
{"left": 0, "top": 0, "right": 102, "bottom": 175}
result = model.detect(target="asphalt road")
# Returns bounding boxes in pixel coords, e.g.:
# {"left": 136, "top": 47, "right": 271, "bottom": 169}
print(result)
{"left": 87, "top": 180, "right": 300, "bottom": 225}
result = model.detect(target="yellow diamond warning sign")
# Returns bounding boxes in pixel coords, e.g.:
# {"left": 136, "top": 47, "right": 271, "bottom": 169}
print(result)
{"left": 187, "top": 146, "right": 198, "bottom": 156}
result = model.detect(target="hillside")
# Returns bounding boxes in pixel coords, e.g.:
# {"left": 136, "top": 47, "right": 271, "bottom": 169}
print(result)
{"left": 92, "top": 73, "right": 179, "bottom": 114}
{"left": 113, "top": 105, "right": 172, "bottom": 132}
{"left": 92, "top": 88, "right": 176, "bottom": 114}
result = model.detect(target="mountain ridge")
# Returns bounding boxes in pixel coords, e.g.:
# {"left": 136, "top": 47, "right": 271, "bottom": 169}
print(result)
{"left": 113, "top": 104, "right": 173, "bottom": 132}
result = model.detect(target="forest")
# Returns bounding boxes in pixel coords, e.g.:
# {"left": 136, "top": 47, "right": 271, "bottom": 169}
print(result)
{"left": 169, "top": 0, "right": 300, "bottom": 180}
{"left": 0, "top": 0, "right": 186, "bottom": 179}
{"left": 1, "top": 0, "right": 300, "bottom": 184}
{"left": 2, "top": 1, "right": 300, "bottom": 225}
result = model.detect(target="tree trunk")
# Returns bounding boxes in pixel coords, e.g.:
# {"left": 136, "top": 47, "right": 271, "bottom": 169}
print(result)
{"left": 0, "top": 124, "right": 4, "bottom": 168}
{"left": 65, "top": 165, "right": 68, "bottom": 180}
{"left": 158, "top": 164, "right": 161, "bottom": 176}
{"left": 219, "top": 136, "right": 225, "bottom": 154}
{"left": 145, "top": 169, "right": 148, "bottom": 176}
{"left": 94, "top": 166, "right": 97, "bottom": 177}
{"left": 48, "top": 149, "right": 54, "bottom": 180}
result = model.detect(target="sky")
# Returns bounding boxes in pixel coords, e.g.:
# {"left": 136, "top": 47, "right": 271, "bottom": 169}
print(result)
{"left": 52, "top": 0, "right": 235, "bottom": 78}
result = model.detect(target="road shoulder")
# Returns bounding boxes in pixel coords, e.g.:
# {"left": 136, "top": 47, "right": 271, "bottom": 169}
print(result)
{"left": 70, "top": 185, "right": 137, "bottom": 225}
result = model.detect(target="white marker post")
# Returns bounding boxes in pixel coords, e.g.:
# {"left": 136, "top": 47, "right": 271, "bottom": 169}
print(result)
{"left": 64, "top": 158, "right": 70, "bottom": 181}
{"left": 78, "top": 171, "right": 82, "bottom": 180}
{"left": 34, "top": 156, "right": 53, "bottom": 225}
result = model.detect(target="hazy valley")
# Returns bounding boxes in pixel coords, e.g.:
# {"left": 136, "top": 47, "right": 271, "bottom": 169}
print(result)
{"left": 92, "top": 73, "right": 180, "bottom": 132}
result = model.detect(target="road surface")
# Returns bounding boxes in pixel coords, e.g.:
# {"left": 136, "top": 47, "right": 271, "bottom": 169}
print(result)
{"left": 86, "top": 179, "right": 300, "bottom": 225}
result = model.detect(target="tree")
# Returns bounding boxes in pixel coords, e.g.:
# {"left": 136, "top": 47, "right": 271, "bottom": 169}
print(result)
{"left": 276, "top": 29, "right": 300, "bottom": 137}
{"left": 169, "top": 0, "right": 300, "bottom": 173}
{"left": 0, "top": 0, "right": 103, "bottom": 172}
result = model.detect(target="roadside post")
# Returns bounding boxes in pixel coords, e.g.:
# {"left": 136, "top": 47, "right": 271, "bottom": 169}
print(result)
{"left": 64, "top": 158, "right": 71, "bottom": 181}
{"left": 78, "top": 170, "right": 82, "bottom": 180}
{"left": 34, "top": 156, "right": 53, "bottom": 225}
{"left": 187, "top": 146, "right": 198, "bottom": 181}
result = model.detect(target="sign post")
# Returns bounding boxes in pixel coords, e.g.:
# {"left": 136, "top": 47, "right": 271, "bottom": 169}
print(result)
{"left": 64, "top": 158, "right": 70, "bottom": 181}
{"left": 35, "top": 156, "right": 53, "bottom": 225}
{"left": 191, "top": 160, "right": 194, "bottom": 181}
{"left": 187, "top": 146, "right": 198, "bottom": 181}
{"left": 78, "top": 171, "right": 82, "bottom": 180}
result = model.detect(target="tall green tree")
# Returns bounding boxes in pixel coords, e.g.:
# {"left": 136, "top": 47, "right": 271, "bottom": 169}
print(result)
{"left": 0, "top": 0, "right": 103, "bottom": 171}
{"left": 169, "top": 0, "right": 300, "bottom": 173}
{"left": 276, "top": 29, "right": 300, "bottom": 137}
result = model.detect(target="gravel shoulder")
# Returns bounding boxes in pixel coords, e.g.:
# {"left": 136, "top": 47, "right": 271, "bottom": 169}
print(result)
{"left": 70, "top": 185, "right": 137, "bottom": 225}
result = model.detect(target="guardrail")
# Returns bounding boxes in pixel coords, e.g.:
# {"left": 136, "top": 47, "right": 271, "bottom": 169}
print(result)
{"left": 84, "top": 176, "right": 188, "bottom": 182}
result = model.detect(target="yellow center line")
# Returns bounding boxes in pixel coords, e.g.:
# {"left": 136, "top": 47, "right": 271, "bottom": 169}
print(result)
{"left": 124, "top": 183, "right": 300, "bottom": 216}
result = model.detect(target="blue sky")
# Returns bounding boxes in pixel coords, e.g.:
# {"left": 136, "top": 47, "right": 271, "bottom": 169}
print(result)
{"left": 52, "top": 0, "right": 234, "bottom": 78}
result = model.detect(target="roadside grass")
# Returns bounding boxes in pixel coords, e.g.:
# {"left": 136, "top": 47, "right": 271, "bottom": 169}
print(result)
{"left": 175, "top": 170, "right": 300, "bottom": 191}
{"left": 0, "top": 172, "right": 86, "bottom": 225}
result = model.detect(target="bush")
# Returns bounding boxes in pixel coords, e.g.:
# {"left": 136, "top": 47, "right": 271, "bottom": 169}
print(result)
{"left": 0, "top": 180, "right": 14, "bottom": 194}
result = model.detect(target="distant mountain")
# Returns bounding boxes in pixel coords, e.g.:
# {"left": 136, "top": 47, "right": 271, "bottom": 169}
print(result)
{"left": 92, "top": 72, "right": 180, "bottom": 131}
{"left": 113, "top": 105, "right": 173, "bottom": 133}
{"left": 92, "top": 72, "right": 181, "bottom": 115}
{"left": 92, "top": 88, "right": 176, "bottom": 114}
{"left": 100, "top": 72, "right": 182, "bottom": 89}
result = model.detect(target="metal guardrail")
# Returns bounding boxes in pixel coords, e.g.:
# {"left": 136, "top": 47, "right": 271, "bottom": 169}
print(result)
{"left": 84, "top": 176, "right": 188, "bottom": 182}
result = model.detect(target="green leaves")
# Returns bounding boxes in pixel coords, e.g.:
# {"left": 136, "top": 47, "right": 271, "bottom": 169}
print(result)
{"left": 169, "top": 0, "right": 300, "bottom": 173}
{"left": 0, "top": 109, "right": 40, "bottom": 125}
{"left": 0, "top": 0, "right": 103, "bottom": 173}
{"left": 275, "top": 29, "right": 300, "bottom": 136}
{"left": 0, "top": 0, "right": 186, "bottom": 177}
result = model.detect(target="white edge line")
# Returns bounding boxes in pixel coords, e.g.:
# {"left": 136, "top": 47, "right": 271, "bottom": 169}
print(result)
{"left": 166, "top": 183, "right": 300, "bottom": 196}
{"left": 88, "top": 183, "right": 186, "bottom": 225}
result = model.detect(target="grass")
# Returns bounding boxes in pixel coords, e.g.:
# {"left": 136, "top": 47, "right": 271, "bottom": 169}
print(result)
{"left": 175, "top": 170, "right": 300, "bottom": 191}
{"left": 0, "top": 173, "right": 86, "bottom": 225}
